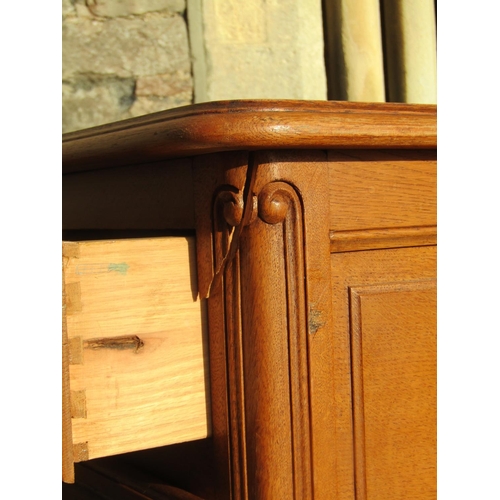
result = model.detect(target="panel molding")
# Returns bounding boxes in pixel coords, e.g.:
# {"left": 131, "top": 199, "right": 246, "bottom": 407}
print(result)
{"left": 349, "top": 279, "right": 436, "bottom": 500}
{"left": 330, "top": 226, "right": 436, "bottom": 253}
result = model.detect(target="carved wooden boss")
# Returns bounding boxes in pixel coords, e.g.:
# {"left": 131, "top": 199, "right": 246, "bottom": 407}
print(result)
{"left": 63, "top": 100, "right": 437, "bottom": 500}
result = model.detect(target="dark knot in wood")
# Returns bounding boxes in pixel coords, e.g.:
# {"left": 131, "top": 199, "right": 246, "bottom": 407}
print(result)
{"left": 258, "top": 182, "right": 294, "bottom": 224}
{"left": 84, "top": 335, "right": 144, "bottom": 353}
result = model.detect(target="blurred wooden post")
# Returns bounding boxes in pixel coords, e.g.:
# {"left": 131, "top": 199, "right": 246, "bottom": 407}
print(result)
{"left": 382, "top": 0, "right": 437, "bottom": 103}
{"left": 323, "top": 0, "right": 386, "bottom": 102}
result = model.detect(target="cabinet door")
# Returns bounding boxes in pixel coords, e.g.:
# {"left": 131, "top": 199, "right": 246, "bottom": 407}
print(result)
{"left": 331, "top": 246, "right": 436, "bottom": 500}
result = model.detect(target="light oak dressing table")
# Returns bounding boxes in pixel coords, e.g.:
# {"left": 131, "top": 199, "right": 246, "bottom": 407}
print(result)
{"left": 62, "top": 100, "right": 436, "bottom": 500}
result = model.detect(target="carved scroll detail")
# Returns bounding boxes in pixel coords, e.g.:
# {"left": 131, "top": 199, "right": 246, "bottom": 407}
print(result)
{"left": 212, "top": 180, "right": 313, "bottom": 499}
{"left": 258, "top": 182, "right": 293, "bottom": 224}
{"left": 212, "top": 186, "right": 249, "bottom": 499}
{"left": 257, "top": 181, "right": 313, "bottom": 499}
{"left": 215, "top": 188, "right": 244, "bottom": 228}
{"left": 207, "top": 165, "right": 258, "bottom": 299}
{"left": 194, "top": 152, "right": 335, "bottom": 499}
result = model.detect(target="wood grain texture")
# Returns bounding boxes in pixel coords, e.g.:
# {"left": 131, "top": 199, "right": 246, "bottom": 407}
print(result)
{"left": 328, "top": 149, "right": 436, "bottom": 231}
{"left": 62, "top": 237, "right": 209, "bottom": 464}
{"left": 63, "top": 100, "right": 436, "bottom": 174}
{"left": 350, "top": 281, "right": 436, "bottom": 500}
{"left": 194, "top": 150, "right": 336, "bottom": 499}
{"left": 330, "top": 247, "right": 437, "bottom": 500}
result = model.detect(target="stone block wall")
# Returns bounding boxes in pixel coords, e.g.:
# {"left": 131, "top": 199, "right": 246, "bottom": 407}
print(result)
{"left": 187, "top": 0, "right": 327, "bottom": 103}
{"left": 62, "top": 0, "right": 193, "bottom": 133}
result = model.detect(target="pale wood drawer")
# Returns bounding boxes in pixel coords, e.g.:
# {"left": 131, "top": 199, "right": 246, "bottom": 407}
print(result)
{"left": 62, "top": 237, "right": 209, "bottom": 480}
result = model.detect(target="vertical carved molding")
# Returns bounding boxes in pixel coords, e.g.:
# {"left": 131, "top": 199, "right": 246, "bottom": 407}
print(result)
{"left": 211, "top": 180, "right": 312, "bottom": 499}
{"left": 256, "top": 182, "right": 312, "bottom": 498}
{"left": 194, "top": 150, "right": 333, "bottom": 500}
{"left": 212, "top": 186, "right": 249, "bottom": 500}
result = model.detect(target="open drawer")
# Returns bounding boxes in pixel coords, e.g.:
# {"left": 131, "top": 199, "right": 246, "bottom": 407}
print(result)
{"left": 62, "top": 237, "right": 209, "bottom": 483}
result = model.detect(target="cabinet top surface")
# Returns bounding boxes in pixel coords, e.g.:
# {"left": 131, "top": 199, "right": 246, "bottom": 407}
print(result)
{"left": 63, "top": 99, "right": 437, "bottom": 174}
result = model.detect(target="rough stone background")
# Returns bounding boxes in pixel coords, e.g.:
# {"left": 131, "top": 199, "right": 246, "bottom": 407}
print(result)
{"left": 62, "top": 0, "right": 193, "bottom": 133}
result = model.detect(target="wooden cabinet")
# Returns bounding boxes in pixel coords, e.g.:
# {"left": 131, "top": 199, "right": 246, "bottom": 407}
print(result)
{"left": 62, "top": 100, "right": 436, "bottom": 500}
{"left": 331, "top": 247, "right": 436, "bottom": 500}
